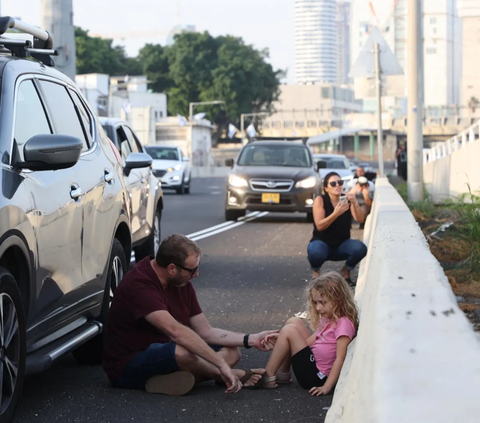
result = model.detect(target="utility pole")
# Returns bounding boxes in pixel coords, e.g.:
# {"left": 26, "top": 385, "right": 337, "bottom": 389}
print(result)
{"left": 374, "top": 43, "right": 384, "bottom": 177}
{"left": 407, "top": 0, "right": 424, "bottom": 201}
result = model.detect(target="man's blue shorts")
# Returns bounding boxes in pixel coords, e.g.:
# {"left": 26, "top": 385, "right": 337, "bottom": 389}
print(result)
{"left": 112, "top": 342, "right": 223, "bottom": 390}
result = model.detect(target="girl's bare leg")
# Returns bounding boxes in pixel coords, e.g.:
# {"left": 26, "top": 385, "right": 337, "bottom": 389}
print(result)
{"left": 278, "top": 318, "right": 311, "bottom": 374}
{"left": 264, "top": 324, "right": 309, "bottom": 387}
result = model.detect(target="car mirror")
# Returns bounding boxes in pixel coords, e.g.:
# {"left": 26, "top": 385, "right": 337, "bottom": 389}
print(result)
{"left": 317, "top": 160, "right": 327, "bottom": 169}
{"left": 124, "top": 152, "right": 152, "bottom": 176}
{"left": 18, "top": 134, "right": 83, "bottom": 171}
{"left": 182, "top": 156, "right": 190, "bottom": 162}
{"left": 225, "top": 158, "right": 234, "bottom": 167}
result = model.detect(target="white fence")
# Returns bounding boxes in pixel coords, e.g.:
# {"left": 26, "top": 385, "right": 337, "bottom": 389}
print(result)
{"left": 423, "top": 118, "right": 480, "bottom": 163}
{"left": 326, "top": 178, "right": 480, "bottom": 423}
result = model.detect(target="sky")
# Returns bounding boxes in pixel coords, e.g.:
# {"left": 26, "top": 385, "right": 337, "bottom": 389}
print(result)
{"left": 3, "top": 0, "right": 295, "bottom": 82}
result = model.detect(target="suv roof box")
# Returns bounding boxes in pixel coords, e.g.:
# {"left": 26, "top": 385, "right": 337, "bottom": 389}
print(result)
{"left": 0, "top": 16, "right": 57, "bottom": 66}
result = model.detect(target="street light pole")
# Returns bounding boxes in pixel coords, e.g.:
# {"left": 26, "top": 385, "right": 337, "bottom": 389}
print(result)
{"left": 188, "top": 100, "right": 225, "bottom": 119}
{"left": 407, "top": 0, "right": 424, "bottom": 201}
{"left": 374, "top": 43, "right": 385, "bottom": 177}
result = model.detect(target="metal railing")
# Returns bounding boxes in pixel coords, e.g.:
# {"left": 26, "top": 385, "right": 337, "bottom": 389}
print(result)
{"left": 423, "top": 118, "right": 480, "bottom": 164}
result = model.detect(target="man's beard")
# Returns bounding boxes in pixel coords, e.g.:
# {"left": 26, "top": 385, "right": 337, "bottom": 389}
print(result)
{"left": 167, "top": 276, "right": 189, "bottom": 288}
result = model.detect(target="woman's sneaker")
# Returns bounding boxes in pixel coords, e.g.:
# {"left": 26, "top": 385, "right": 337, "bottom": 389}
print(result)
{"left": 145, "top": 371, "right": 195, "bottom": 395}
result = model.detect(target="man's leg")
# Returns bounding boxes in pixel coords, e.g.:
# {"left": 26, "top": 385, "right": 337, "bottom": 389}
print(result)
{"left": 175, "top": 346, "right": 263, "bottom": 387}
{"left": 307, "top": 240, "right": 330, "bottom": 278}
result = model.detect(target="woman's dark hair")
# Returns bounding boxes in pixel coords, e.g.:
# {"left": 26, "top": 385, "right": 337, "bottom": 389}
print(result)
{"left": 323, "top": 172, "right": 341, "bottom": 189}
{"left": 155, "top": 234, "right": 201, "bottom": 268}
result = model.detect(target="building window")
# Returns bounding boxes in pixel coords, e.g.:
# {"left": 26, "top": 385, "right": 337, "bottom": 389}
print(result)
{"left": 426, "top": 48, "right": 436, "bottom": 54}
{"left": 160, "top": 111, "right": 163, "bottom": 118}
{"left": 433, "top": 28, "right": 437, "bottom": 34}
{"left": 430, "top": 18, "right": 437, "bottom": 24}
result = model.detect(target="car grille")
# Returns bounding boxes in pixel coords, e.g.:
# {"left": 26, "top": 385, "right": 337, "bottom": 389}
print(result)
{"left": 249, "top": 179, "right": 294, "bottom": 192}
{"left": 153, "top": 169, "right": 167, "bottom": 178}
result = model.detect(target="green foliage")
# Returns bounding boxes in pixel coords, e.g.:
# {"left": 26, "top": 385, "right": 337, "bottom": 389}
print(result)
{"left": 75, "top": 28, "right": 282, "bottom": 125}
{"left": 451, "top": 187, "right": 480, "bottom": 270}
{"left": 75, "top": 27, "right": 142, "bottom": 76}
{"left": 395, "top": 183, "right": 435, "bottom": 218}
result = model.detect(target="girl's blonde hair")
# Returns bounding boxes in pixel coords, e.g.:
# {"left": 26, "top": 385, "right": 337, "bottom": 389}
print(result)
{"left": 306, "top": 270, "right": 359, "bottom": 332}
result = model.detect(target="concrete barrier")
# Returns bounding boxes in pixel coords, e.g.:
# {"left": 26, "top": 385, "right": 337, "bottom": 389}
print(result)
{"left": 326, "top": 178, "right": 480, "bottom": 423}
{"left": 191, "top": 166, "right": 231, "bottom": 178}
{"left": 424, "top": 139, "right": 480, "bottom": 203}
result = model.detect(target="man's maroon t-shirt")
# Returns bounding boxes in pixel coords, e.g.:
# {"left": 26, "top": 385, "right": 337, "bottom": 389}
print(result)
{"left": 102, "top": 257, "right": 203, "bottom": 382}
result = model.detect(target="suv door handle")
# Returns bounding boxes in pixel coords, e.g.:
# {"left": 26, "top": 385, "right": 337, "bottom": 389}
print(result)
{"left": 70, "top": 185, "right": 83, "bottom": 200}
{"left": 104, "top": 170, "right": 114, "bottom": 183}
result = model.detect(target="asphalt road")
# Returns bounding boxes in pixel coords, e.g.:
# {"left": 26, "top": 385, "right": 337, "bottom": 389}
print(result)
{"left": 16, "top": 178, "right": 362, "bottom": 423}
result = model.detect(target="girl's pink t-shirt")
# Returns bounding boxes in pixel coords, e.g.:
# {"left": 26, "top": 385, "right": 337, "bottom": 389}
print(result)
{"left": 310, "top": 317, "right": 355, "bottom": 376}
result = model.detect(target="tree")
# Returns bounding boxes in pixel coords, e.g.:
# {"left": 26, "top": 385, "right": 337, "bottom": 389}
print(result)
{"left": 138, "top": 44, "right": 172, "bottom": 93}
{"left": 75, "top": 27, "right": 142, "bottom": 76}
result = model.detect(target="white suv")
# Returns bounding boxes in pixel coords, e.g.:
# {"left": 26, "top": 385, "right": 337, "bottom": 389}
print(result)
{"left": 144, "top": 145, "right": 191, "bottom": 194}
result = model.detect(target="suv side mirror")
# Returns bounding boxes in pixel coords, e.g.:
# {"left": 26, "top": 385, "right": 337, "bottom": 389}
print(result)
{"left": 317, "top": 160, "right": 327, "bottom": 169}
{"left": 225, "top": 158, "right": 234, "bottom": 167}
{"left": 124, "top": 152, "right": 152, "bottom": 176}
{"left": 18, "top": 134, "right": 83, "bottom": 171}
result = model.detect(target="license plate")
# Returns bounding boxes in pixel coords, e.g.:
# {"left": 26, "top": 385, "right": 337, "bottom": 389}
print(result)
{"left": 262, "top": 193, "right": 280, "bottom": 204}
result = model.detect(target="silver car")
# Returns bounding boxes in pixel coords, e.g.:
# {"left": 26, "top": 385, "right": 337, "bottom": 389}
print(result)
{"left": 313, "top": 153, "right": 355, "bottom": 191}
{"left": 144, "top": 145, "right": 192, "bottom": 194}
{"left": 0, "top": 17, "right": 154, "bottom": 422}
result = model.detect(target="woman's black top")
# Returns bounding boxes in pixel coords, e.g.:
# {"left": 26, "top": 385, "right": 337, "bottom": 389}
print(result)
{"left": 311, "top": 194, "right": 351, "bottom": 248}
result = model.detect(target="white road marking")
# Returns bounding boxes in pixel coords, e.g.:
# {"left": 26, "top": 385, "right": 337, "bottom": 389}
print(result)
{"left": 131, "top": 211, "right": 268, "bottom": 262}
{"left": 189, "top": 212, "right": 269, "bottom": 242}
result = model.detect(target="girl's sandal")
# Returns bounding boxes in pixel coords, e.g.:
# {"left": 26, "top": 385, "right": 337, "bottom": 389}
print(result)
{"left": 275, "top": 370, "right": 292, "bottom": 385}
{"left": 250, "top": 374, "right": 277, "bottom": 389}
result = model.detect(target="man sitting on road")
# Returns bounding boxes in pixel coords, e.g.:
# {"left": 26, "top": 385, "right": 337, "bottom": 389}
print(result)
{"left": 102, "top": 234, "right": 275, "bottom": 396}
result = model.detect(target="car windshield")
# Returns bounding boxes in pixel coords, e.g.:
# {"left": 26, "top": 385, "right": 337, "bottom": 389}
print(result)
{"left": 237, "top": 145, "right": 311, "bottom": 167}
{"left": 315, "top": 157, "right": 349, "bottom": 169}
{"left": 144, "top": 146, "right": 179, "bottom": 161}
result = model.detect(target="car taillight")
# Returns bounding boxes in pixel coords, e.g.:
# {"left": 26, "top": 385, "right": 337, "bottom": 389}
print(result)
{"left": 108, "top": 139, "right": 122, "bottom": 165}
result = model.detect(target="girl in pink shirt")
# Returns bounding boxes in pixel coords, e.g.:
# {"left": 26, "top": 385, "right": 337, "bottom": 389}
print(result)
{"left": 258, "top": 271, "right": 358, "bottom": 396}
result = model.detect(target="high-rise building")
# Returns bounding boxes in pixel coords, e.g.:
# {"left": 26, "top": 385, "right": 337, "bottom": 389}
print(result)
{"left": 457, "top": 0, "right": 480, "bottom": 108}
{"left": 295, "top": 0, "right": 337, "bottom": 84}
{"left": 336, "top": 1, "right": 351, "bottom": 85}
{"left": 350, "top": 0, "right": 461, "bottom": 108}
{"left": 40, "top": 0, "right": 76, "bottom": 80}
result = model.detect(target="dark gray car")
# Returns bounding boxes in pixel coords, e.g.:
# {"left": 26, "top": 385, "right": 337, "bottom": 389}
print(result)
{"left": 0, "top": 17, "right": 153, "bottom": 422}
{"left": 225, "top": 141, "right": 321, "bottom": 221}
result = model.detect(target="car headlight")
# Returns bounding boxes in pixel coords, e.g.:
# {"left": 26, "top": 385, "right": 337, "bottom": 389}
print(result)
{"left": 168, "top": 164, "right": 182, "bottom": 172}
{"left": 228, "top": 175, "right": 248, "bottom": 188}
{"left": 295, "top": 176, "right": 317, "bottom": 189}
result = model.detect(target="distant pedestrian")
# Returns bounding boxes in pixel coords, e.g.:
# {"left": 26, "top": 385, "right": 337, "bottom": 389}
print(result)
{"left": 396, "top": 143, "right": 408, "bottom": 180}
{"left": 307, "top": 172, "right": 367, "bottom": 286}
{"left": 253, "top": 271, "right": 358, "bottom": 395}
{"left": 103, "top": 234, "right": 277, "bottom": 395}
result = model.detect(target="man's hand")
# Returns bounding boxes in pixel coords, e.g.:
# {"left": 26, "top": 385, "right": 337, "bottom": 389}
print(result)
{"left": 219, "top": 362, "right": 242, "bottom": 394}
{"left": 260, "top": 333, "right": 279, "bottom": 350}
{"left": 309, "top": 385, "right": 332, "bottom": 396}
{"left": 249, "top": 330, "right": 279, "bottom": 351}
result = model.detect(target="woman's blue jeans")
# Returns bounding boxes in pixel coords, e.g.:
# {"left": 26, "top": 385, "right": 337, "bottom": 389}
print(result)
{"left": 307, "top": 239, "right": 367, "bottom": 272}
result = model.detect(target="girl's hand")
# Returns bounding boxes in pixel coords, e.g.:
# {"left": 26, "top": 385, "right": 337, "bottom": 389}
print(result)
{"left": 309, "top": 385, "right": 331, "bottom": 396}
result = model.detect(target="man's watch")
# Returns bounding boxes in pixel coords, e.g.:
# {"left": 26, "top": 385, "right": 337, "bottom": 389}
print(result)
{"left": 243, "top": 334, "right": 252, "bottom": 349}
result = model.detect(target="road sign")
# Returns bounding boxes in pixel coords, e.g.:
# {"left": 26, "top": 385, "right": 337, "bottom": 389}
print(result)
{"left": 349, "top": 27, "right": 403, "bottom": 78}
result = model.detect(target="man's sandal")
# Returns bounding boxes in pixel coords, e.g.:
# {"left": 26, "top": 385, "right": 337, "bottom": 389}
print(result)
{"left": 247, "top": 373, "right": 277, "bottom": 389}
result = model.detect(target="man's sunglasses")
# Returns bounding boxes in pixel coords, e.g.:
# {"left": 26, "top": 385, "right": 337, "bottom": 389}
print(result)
{"left": 328, "top": 180, "right": 344, "bottom": 187}
{"left": 173, "top": 262, "right": 199, "bottom": 276}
